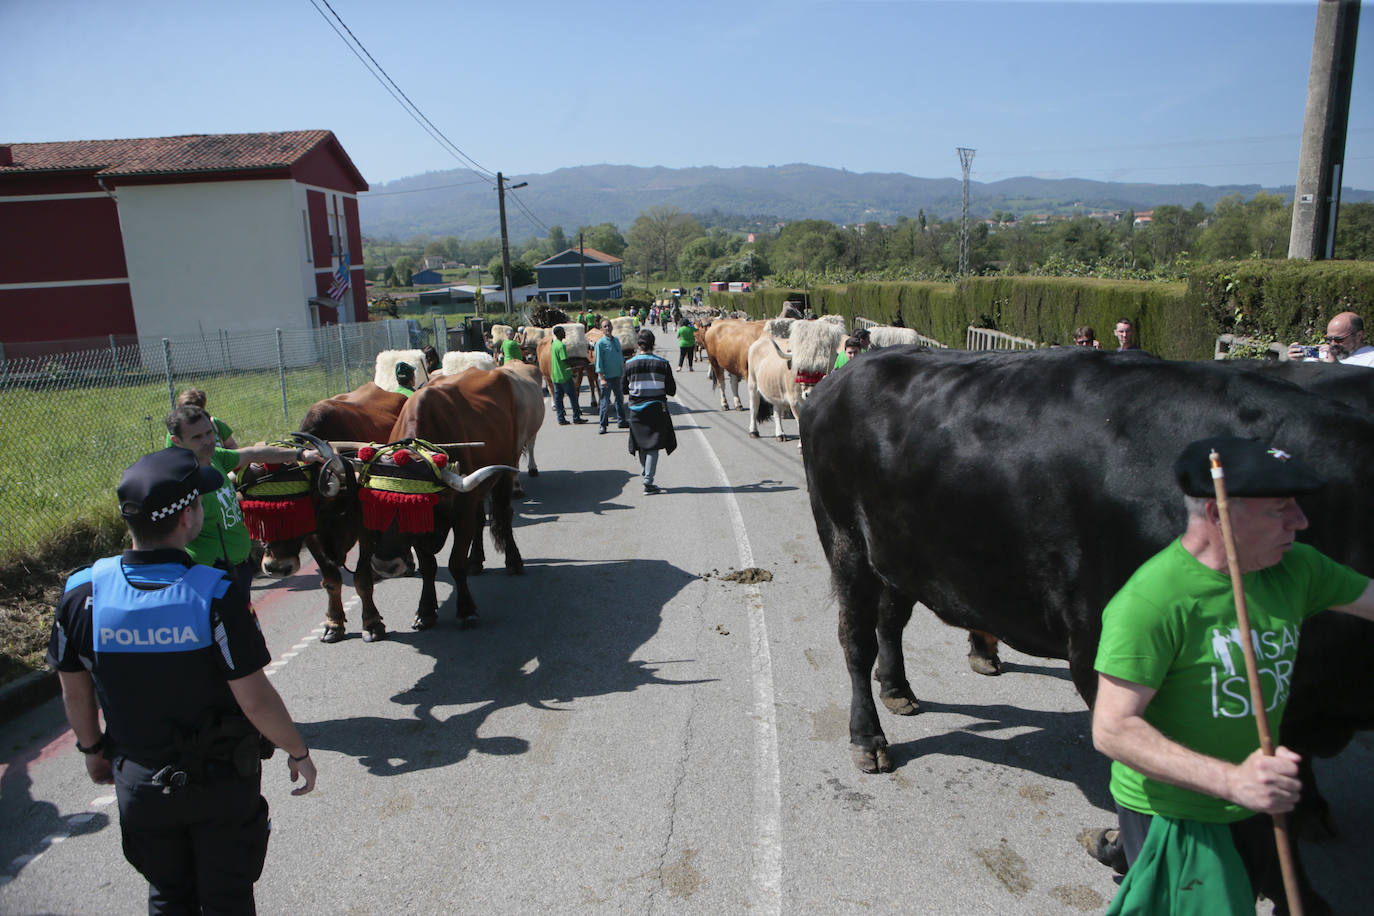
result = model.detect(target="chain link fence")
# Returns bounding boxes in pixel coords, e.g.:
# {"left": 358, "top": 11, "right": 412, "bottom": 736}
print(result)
{"left": 0, "top": 318, "right": 459, "bottom": 561}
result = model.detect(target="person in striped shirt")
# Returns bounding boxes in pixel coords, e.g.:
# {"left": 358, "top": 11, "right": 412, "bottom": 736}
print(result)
{"left": 621, "top": 329, "right": 677, "bottom": 495}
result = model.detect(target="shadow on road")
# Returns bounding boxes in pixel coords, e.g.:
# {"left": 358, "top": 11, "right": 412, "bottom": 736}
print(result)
{"left": 517, "top": 468, "right": 637, "bottom": 518}
{"left": 296, "top": 558, "right": 706, "bottom": 777}
{"left": 885, "top": 698, "right": 1110, "bottom": 811}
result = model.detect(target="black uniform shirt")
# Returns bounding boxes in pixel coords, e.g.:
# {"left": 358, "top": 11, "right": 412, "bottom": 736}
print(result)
{"left": 47, "top": 548, "right": 272, "bottom": 764}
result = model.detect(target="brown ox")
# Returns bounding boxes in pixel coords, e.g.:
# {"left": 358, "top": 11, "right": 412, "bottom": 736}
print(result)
{"left": 353, "top": 369, "right": 523, "bottom": 636}
{"left": 242, "top": 382, "right": 406, "bottom": 643}
{"left": 703, "top": 318, "right": 765, "bottom": 410}
{"left": 537, "top": 332, "right": 599, "bottom": 411}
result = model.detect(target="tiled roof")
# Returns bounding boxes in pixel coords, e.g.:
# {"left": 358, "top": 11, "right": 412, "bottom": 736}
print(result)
{"left": 537, "top": 246, "right": 624, "bottom": 266}
{"left": 0, "top": 130, "right": 336, "bottom": 176}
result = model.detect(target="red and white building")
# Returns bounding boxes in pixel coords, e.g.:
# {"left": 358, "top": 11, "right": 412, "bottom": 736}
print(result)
{"left": 0, "top": 130, "right": 368, "bottom": 355}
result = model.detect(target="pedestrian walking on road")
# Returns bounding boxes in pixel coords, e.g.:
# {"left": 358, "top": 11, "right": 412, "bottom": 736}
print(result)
{"left": 594, "top": 319, "right": 628, "bottom": 433}
{"left": 676, "top": 321, "right": 696, "bottom": 371}
{"left": 550, "top": 326, "right": 586, "bottom": 425}
{"left": 622, "top": 329, "right": 677, "bottom": 494}
{"left": 48, "top": 447, "right": 317, "bottom": 915}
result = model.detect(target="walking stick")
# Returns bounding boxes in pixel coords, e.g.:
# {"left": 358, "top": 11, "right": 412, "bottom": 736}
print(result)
{"left": 1209, "top": 449, "right": 1304, "bottom": 916}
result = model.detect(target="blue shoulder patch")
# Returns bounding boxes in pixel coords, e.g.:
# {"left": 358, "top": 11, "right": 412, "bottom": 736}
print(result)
{"left": 64, "top": 566, "right": 94, "bottom": 591}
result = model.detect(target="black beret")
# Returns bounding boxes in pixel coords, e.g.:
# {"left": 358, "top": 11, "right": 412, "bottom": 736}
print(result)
{"left": 1174, "top": 436, "right": 1326, "bottom": 498}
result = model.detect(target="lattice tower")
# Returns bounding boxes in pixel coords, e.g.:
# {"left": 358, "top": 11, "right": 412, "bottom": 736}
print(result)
{"left": 957, "top": 147, "right": 976, "bottom": 275}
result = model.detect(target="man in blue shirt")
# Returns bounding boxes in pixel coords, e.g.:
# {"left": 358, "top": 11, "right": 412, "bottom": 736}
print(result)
{"left": 593, "top": 319, "right": 628, "bottom": 434}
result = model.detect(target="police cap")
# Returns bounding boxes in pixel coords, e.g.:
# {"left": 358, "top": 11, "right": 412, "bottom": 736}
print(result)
{"left": 1174, "top": 436, "right": 1326, "bottom": 498}
{"left": 118, "top": 448, "right": 223, "bottom": 522}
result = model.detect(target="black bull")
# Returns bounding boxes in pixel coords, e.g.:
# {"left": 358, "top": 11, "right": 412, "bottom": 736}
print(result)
{"left": 799, "top": 346, "right": 1374, "bottom": 776}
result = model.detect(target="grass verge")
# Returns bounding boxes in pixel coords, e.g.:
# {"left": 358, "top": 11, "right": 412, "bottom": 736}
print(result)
{"left": 0, "top": 506, "right": 126, "bottom": 687}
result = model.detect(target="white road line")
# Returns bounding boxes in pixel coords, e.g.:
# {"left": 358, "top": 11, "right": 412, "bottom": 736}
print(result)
{"left": 689, "top": 413, "right": 783, "bottom": 915}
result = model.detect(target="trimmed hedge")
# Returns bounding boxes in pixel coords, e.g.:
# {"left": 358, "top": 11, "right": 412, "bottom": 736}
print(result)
{"left": 1189, "top": 260, "right": 1374, "bottom": 344}
{"left": 712, "top": 278, "right": 1197, "bottom": 357}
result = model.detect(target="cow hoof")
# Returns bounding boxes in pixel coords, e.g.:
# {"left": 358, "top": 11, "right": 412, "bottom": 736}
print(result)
{"left": 749, "top": 430, "right": 760, "bottom": 439}
{"left": 776, "top": 435, "right": 786, "bottom": 442}
{"left": 528, "top": 468, "right": 539, "bottom": 477}
{"left": 881, "top": 693, "right": 921, "bottom": 716}
{"left": 411, "top": 616, "right": 435, "bottom": 632}
{"left": 968, "top": 652, "right": 1003, "bottom": 676}
{"left": 321, "top": 625, "right": 346, "bottom": 644}
{"left": 362, "top": 624, "right": 387, "bottom": 642}
{"left": 850, "top": 743, "right": 894, "bottom": 774}
{"left": 458, "top": 614, "right": 480, "bottom": 630}
{"left": 736, "top": 405, "right": 747, "bottom": 412}
{"left": 506, "top": 561, "right": 524, "bottom": 576}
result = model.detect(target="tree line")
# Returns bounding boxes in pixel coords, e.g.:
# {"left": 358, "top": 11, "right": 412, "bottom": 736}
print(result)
{"left": 363, "top": 198, "right": 1374, "bottom": 290}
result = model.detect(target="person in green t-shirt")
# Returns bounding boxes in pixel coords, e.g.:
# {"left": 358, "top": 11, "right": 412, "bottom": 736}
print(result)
{"left": 675, "top": 321, "right": 696, "bottom": 371}
{"left": 1092, "top": 436, "right": 1374, "bottom": 915}
{"left": 167, "top": 405, "right": 324, "bottom": 598}
{"left": 834, "top": 336, "right": 862, "bottom": 370}
{"left": 499, "top": 333, "right": 524, "bottom": 366}
{"left": 549, "top": 326, "right": 585, "bottom": 425}
{"left": 393, "top": 362, "right": 417, "bottom": 397}
{"left": 163, "top": 389, "right": 237, "bottom": 449}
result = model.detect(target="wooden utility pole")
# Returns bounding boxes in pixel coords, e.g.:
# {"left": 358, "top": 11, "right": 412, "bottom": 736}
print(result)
{"left": 496, "top": 172, "right": 528, "bottom": 313}
{"left": 1289, "top": 0, "right": 1361, "bottom": 260}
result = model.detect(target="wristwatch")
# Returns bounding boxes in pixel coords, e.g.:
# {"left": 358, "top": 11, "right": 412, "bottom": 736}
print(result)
{"left": 76, "top": 733, "right": 107, "bottom": 755}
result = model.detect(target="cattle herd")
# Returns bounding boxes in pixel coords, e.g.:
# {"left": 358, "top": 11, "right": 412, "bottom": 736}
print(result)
{"left": 232, "top": 313, "right": 1373, "bottom": 905}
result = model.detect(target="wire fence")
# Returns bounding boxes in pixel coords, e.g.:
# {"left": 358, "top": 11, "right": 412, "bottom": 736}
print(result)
{"left": 0, "top": 318, "right": 461, "bottom": 561}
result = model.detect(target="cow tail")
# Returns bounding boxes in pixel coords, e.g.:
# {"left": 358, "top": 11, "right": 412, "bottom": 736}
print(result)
{"left": 756, "top": 398, "right": 773, "bottom": 422}
{"left": 489, "top": 472, "right": 517, "bottom": 556}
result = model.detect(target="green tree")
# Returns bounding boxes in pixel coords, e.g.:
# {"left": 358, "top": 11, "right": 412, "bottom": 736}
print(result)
{"left": 486, "top": 256, "right": 535, "bottom": 288}
{"left": 577, "top": 223, "right": 627, "bottom": 257}
{"left": 547, "top": 225, "right": 568, "bottom": 254}
{"left": 1334, "top": 201, "right": 1374, "bottom": 259}
{"left": 1146, "top": 205, "right": 1200, "bottom": 265}
{"left": 626, "top": 206, "right": 704, "bottom": 277}
{"left": 1050, "top": 216, "right": 1110, "bottom": 264}
{"left": 392, "top": 256, "right": 415, "bottom": 287}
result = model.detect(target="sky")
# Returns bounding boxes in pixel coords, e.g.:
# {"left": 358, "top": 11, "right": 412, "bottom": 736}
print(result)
{"left": 3, "top": 0, "right": 1371, "bottom": 205}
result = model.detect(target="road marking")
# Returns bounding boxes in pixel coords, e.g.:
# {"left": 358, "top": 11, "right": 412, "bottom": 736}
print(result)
{"left": 688, "top": 410, "right": 783, "bottom": 915}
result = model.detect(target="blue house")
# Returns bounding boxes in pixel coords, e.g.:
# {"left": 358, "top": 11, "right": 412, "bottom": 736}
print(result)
{"left": 412, "top": 268, "right": 444, "bottom": 286}
{"left": 534, "top": 248, "right": 623, "bottom": 303}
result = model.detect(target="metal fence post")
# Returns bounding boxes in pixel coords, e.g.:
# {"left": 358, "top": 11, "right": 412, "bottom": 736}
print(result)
{"left": 163, "top": 338, "right": 176, "bottom": 409}
{"left": 434, "top": 316, "right": 447, "bottom": 355}
{"left": 387, "top": 320, "right": 397, "bottom": 350}
{"left": 338, "top": 324, "right": 351, "bottom": 391}
{"left": 109, "top": 333, "right": 118, "bottom": 375}
{"left": 277, "top": 329, "right": 289, "bottom": 420}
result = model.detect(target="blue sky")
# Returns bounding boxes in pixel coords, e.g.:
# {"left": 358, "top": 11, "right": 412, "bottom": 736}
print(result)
{"left": 3, "top": 0, "right": 1370, "bottom": 196}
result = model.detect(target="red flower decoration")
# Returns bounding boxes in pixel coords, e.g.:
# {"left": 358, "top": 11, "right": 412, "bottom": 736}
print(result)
{"left": 265, "top": 463, "right": 281, "bottom": 472}
{"left": 432, "top": 453, "right": 448, "bottom": 468}
{"left": 357, "top": 446, "right": 376, "bottom": 461}
{"left": 392, "top": 449, "right": 412, "bottom": 465}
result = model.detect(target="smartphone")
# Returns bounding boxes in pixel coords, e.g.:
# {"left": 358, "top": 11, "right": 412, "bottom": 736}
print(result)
{"left": 1300, "top": 345, "right": 1322, "bottom": 358}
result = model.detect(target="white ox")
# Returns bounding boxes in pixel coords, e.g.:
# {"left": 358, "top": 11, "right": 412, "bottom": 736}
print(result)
{"left": 746, "top": 318, "right": 846, "bottom": 444}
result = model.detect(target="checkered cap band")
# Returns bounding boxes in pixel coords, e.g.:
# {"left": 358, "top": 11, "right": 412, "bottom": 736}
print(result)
{"left": 148, "top": 490, "right": 198, "bottom": 521}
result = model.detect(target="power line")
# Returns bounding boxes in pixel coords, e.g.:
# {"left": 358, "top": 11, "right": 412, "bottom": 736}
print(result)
{"left": 508, "top": 190, "right": 550, "bottom": 235}
{"left": 307, "top": 0, "right": 495, "bottom": 182}
{"left": 361, "top": 177, "right": 492, "bottom": 197}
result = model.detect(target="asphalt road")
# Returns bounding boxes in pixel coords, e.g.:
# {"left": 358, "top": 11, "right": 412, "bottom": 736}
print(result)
{"left": 2, "top": 353, "right": 1370, "bottom": 914}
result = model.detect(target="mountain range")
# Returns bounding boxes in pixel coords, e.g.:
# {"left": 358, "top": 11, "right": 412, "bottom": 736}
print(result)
{"left": 358, "top": 163, "right": 1374, "bottom": 241}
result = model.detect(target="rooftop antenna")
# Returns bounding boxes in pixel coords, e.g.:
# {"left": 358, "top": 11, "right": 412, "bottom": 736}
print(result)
{"left": 957, "top": 147, "right": 977, "bottom": 275}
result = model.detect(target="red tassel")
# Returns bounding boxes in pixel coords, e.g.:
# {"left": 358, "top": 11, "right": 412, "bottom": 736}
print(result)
{"left": 359, "top": 489, "right": 439, "bottom": 533}
{"left": 241, "top": 497, "right": 315, "bottom": 542}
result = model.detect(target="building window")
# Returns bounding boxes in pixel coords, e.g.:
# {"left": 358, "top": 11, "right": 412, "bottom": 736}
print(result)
{"left": 302, "top": 210, "right": 312, "bottom": 263}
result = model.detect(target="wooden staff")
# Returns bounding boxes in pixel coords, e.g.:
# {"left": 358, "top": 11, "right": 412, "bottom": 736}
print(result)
{"left": 1209, "top": 449, "right": 1303, "bottom": 916}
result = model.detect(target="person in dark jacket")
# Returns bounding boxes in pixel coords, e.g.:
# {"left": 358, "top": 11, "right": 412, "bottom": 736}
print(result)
{"left": 621, "top": 329, "right": 677, "bottom": 494}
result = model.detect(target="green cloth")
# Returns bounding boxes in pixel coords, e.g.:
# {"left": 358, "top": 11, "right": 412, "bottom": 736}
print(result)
{"left": 186, "top": 447, "right": 251, "bottom": 567}
{"left": 501, "top": 338, "right": 523, "bottom": 364}
{"left": 394, "top": 385, "right": 414, "bottom": 397}
{"left": 833, "top": 350, "right": 850, "bottom": 369}
{"left": 1105, "top": 816, "right": 1252, "bottom": 915}
{"left": 164, "top": 416, "right": 232, "bottom": 449}
{"left": 550, "top": 339, "right": 572, "bottom": 383}
{"left": 676, "top": 326, "right": 695, "bottom": 348}
{"left": 1096, "top": 539, "right": 1368, "bottom": 822}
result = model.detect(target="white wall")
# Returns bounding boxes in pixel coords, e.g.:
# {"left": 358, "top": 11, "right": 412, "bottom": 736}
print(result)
{"left": 117, "top": 179, "right": 314, "bottom": 341}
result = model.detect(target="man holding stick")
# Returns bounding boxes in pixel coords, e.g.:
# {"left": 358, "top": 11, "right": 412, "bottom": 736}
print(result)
{"left": 1093, "top": 436, "right": 1374, "bottom": 914}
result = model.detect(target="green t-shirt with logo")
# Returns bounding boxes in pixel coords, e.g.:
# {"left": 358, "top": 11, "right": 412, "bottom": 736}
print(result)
{"left": 550, "top": 338, "right": 572, "bottom": 384}
{"left": 501, "top": 338, "right": 523, "bottom": 364}
{"left": 676, "top": 325, "right": 695, "bottom": 348}
{"left": 1095, "top": 538, "right": 1367, "bottom": 822}
{"left": 186, "top": 448, "right": 251, "bottom": 567}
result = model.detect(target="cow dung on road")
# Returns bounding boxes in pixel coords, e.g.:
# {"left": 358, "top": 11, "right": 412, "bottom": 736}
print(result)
{"left": 703, "top": 567, "right": 774, "bottom": 584}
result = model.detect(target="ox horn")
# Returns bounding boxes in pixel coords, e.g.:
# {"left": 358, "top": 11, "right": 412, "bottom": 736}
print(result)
{"left": 441, "top": 464, "right": 520, "bottom": 493}
{"left": 291, "top": 432, "right": 348, "bottom": 498}
{"left": 769, "top": 336, "right": 794, "bottom": 368}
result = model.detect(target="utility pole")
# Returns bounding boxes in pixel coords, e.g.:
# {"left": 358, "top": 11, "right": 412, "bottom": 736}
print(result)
{"left": 1289, "top": 0, "right": 1361, "bottom": 260}
{"left": 496, "top": 171, "right": 528, "bottom": 313}
{"left": 579, "top": 231, "right": 588, "bottom": 306}
{"left": 957, "top": 147, "right": 977, "bottom": 275}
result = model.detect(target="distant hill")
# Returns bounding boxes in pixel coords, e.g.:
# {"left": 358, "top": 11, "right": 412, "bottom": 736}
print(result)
{"left": 358, "top": 163, "right": 1374, "bottom": 240}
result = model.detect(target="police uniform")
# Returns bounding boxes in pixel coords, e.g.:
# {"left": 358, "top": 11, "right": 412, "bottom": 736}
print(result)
{"left": 47, "top": 450, "right": 276, "bottom": 915}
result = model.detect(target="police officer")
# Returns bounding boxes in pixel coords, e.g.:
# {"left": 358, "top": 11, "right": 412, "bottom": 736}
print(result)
{"left": 48, "top": 447, "right": 317, "bottom": 914}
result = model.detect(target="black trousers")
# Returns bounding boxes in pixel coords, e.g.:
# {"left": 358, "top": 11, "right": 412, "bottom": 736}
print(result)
{"left": 1116, "top": 803, "right": 1329, "bottom": 916}
{"left": 114, "top": 756, "right": 270, "bottom": 916}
